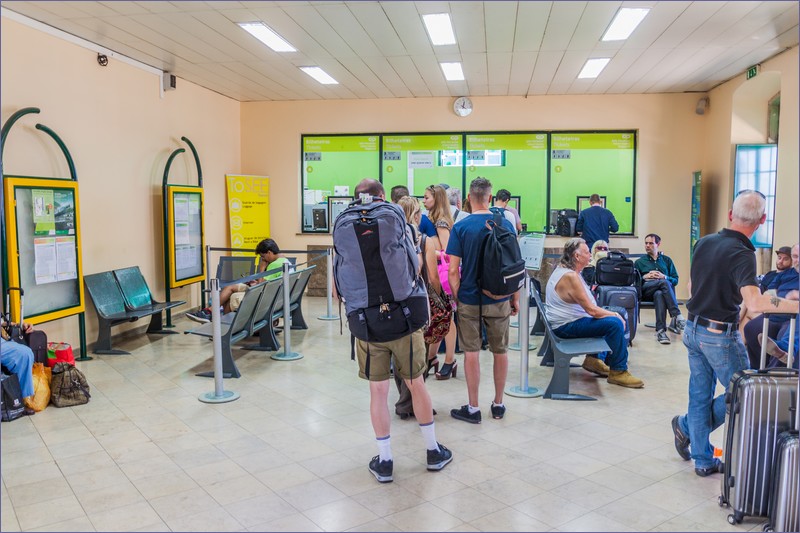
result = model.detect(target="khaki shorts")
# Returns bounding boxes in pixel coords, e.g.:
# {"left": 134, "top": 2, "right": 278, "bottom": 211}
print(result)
{"left": 356, "top": 329, "right": 426, "bottom": 381}
{"left": 229, "top": 284, "right": 248, "bottom": 311}
{"left": 456, "top": 300, "right": 511, "bottom": 353}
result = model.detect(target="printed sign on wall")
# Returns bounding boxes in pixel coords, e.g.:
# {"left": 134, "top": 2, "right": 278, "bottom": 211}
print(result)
{"left": 226, "top": 174, "right": 270, "bottom": 256}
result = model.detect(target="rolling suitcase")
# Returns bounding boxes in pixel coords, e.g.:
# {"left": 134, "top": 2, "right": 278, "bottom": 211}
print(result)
{"left": 719, "top": 314, "right": 798, "bottom": 525}
{"left": 765, "top": 319, "right": 799, "bottom": 533}
{"left": 595, "top": 285, "right": 638, "bottom": 343}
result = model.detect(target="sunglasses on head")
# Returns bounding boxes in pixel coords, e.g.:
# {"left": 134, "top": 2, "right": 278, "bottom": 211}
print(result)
{"left": 596, "top": 246, "right": 608, "bottom": 251}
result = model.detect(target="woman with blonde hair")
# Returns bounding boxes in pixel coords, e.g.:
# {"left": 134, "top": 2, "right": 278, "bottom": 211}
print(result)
{"left": 418, "top": 185, "right": 458, "bottom": 380}
{"left": 582, "top": 240, "right": 609, "bottom": 287}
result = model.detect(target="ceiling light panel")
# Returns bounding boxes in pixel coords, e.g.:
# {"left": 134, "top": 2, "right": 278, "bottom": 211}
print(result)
{"left": 238, "top": 22, "right": 296, "bottom": 52}
{"left": 300, "top": 66, "right": 339, "bottom": 85}
{"left": 578, "top": 58, "right": 611, "bottom": 79}
{"left": 440, "top": 62, "right": 465, "bottom": 81}
{"left": 601, "top": 8, "right": 650, "bottom": 41}
{"left": 423, "top": 13, "right": 456, "bottom": 45}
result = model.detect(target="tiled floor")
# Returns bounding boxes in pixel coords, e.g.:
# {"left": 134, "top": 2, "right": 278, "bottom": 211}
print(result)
{"left": 1, "top": 298, "right": 767, "bottom": 532}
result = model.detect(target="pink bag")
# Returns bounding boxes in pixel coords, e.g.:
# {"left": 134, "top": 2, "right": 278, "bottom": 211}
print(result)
{"left": 437, "top": 252, "right": 461, "bottom": 296}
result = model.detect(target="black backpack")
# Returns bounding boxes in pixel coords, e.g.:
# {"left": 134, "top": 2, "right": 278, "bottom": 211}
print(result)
{"left": 556, "top": 209, "right": 578, "bottom": 237}
{"left": 1, "top": 372, "right": 27, "bottom": 422}
{"left": 595, "top": 251, "right": 638, "bottom": 287}
{"left": 478, "top": 212, "right": 526, "bottom": 300}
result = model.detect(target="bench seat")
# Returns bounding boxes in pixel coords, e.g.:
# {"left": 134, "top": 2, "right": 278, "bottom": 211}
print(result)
{"left": 531, "top": 289, "right": 610, "bottom": 401}
{"left": 84, "top": 268, "right": 185, "bottom": 355}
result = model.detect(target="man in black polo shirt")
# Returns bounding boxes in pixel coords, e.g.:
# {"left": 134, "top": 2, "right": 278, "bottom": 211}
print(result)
{"left": 670, "top": 191, "right": 799, "bottom": 477}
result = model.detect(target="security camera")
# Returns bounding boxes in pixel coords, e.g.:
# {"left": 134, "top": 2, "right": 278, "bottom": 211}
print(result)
{"left": 97, "top": 53, "right": 108, "bottom": 66}
{"left": 696, "top": 97, "right": 709, "bottom": 115}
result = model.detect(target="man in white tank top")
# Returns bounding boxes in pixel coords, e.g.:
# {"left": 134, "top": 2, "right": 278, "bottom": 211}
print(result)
{"left": 545, "top": 238, "right": 644, "bottom": 388}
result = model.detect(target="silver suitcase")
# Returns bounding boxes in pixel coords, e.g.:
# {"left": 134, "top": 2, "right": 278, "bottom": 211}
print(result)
{"left": 719, "top": 316, "right": 798, "bottom": 525}
{"left": 765, "top": 336, "right": 799, "bottom": 533}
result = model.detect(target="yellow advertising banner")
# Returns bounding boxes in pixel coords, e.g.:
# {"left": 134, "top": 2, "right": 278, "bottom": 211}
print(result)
{"left": 225, "top": 174, "right": 270, "bottom": 256}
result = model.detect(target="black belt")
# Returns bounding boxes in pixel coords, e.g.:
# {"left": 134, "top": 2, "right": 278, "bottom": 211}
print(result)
{"left": 687, "top": 313, "right": 738, "bottom": 331}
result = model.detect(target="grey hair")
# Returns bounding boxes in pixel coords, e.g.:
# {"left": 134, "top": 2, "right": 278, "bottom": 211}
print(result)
{"left": 469, "top": 177, "right": 492, "bottom": 202}
{"left": 560, "top": 237, "right": 586, "bottom": 270}
{"left": 731, "top": 191, "right": 766, "bottom": 225}
{"left": 447, "top": 187, "right": 461, "bottom": 207}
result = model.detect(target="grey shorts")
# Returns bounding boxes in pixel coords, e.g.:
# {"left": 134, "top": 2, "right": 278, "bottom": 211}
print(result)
{"left": 456, "top": 300, "right": 511, "bottom": 353}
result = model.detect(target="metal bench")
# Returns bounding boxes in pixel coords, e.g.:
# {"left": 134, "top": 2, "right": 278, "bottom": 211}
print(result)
{"left": 84, "top": 267, "right": 185, "bottom": 354}
{"left": 184, "top": 282, "right": 267, "bottom": 378}
{"left": 531, "top": 289, "right": 610, "bottom": 401}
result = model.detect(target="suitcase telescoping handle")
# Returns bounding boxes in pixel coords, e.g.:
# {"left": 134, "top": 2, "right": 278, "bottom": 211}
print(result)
{"left": 4, "top": 287, "right": 24, "bottom": 325}
{"left": 759, "top": 313, "right": 795, "bottom": 370}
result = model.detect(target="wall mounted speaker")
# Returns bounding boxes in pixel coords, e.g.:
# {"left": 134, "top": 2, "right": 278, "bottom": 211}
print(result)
{"left": 162, "top": 73, "right": 177, "bottom": 91}
{"left": 696, "top": 97, "right": 709, "bottom": 115}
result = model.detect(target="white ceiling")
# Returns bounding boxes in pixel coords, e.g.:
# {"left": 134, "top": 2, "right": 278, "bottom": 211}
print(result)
{"left": 3, "top": 1, "right": 798, "bottom": 102}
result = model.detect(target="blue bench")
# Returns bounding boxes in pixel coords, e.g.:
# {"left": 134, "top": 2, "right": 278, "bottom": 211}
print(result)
{"left": 531, "top": 289, "right": 610, "bottom": 401}
{"left": 84, "top": 267, "right": 185, "bottom": 354}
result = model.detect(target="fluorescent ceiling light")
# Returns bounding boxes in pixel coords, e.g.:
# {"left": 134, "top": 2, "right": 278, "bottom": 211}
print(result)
{"left": 440, "top": 62, "right": 465, "bottom": 81}
{"left": 578, "top": 58, "right": 611, "bottom": 79}
{"left": 601, "top": 8, "right": 650, "bottom": 41}
{"left": 300, "top": 66, "right": 338, "bottom": 85}
{"left": 423, "top": 13, "right": 456, "bottom": 45}
{"left": 238, "top": 22, "right": 296, "bottom": 52}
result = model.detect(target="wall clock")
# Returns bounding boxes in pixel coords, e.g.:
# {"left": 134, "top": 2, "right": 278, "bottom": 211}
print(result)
{"left": 453, "top": 96, "right": 473, "bottom": 117}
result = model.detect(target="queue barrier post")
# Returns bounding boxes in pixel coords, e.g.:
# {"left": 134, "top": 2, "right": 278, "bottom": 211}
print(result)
{"left": 318, "top": 248, "right": 339, "bottom": 321}
{"left": 272, "top": 261, "right": 302, "bottom": 361}
{"left": 505, "top": 274, "right": 542, "bottom": 398}
{"left": 198, "top": 278, "right": 240, "bottom": 404}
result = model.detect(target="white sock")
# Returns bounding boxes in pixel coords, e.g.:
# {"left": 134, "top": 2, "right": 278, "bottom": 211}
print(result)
{"left": 419, "top": 421, "right": 439, "bottom": 451}
{"left": 376, "top": 436, "right": 392, "bottom": 462}
{"left": 467, "top": 405, "right": 480, "bottom": 414}
{"left": 492, "top": 402, "right": 504, "bottom": 409}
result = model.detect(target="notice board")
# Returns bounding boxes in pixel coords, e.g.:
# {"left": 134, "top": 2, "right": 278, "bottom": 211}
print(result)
{"left": 166, "top": 185, "right": 205, "bottom": 288}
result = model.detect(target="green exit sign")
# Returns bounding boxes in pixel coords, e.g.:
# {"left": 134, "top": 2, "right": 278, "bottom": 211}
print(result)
{"left": 746, "top": 65, "right": 759, "bottom": 80}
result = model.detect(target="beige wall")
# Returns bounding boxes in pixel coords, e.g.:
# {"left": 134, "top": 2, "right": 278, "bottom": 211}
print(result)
{"left": 703, "top": 46, "right": 798, "bottom": 269}
{"left": 242, "top": 93, "right": 707, "bottom": 299}
{"left": 1, "top": 17, "right": 241, "bottom": 351}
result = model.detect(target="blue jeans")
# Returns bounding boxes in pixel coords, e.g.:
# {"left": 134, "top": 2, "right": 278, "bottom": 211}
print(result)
{"left": 679, "top": 319, "right": 749, "bottom": 469}
{"left": 0, "top": 338, "right": 34, "bottom": 397}
{"left": 554, "top": 317, "right": 628, "bottom": 371}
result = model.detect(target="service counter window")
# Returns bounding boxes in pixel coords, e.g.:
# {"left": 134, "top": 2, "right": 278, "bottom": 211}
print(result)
{"left": 381, "top": 134, "right": 463, "bottom": 196}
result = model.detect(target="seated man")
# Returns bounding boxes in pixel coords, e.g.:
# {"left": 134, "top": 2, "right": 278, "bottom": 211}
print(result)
{"left": 761, "top": 313, "right": 800, "bottom": 369}
{"left": 760, "top": 246, "right": 793, "bottom": 293}
{"left": 187, "top": 238, "right": 290, "bottom": 323}
{"left": 1, "top": 318, "right": 36, "bottom": 416}
{"left": 546, "top": 238, "right": 644, "bottom": 388}
{"left": 743, "top": 243, "right": 799, "bottom": 368}
{"left": 634, "top": 233, "right": 686, "bottom": 345}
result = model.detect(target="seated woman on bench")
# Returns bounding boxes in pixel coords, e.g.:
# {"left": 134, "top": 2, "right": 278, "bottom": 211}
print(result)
{"left": 1, "top": 317, "right": 37, "bottom": 416}
{"left": 545, "top": 238, "right": 645, "bottom": 389}
{"left": 187, "top": 238, "right": 290, "bottom": 323}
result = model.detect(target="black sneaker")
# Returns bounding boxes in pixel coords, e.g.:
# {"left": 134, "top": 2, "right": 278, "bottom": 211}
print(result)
{"left": 490, "top": 403, "right": 506, "bottom": 419}
{"left": 368, "top": 456, "right": 393, "bottom": 483}
{"left": 657, "top": 330, "right": 671, "bottom": 344}
{"left": 451, "top": 405, "right": 481, "bottom": 424}
{"left": 186, "top": 308, "right": 211, "bottom": 324}
{"left": 695, "top": 460, "right": 724, "bottom": 477}
{"left": 671, "top": 415, "right": 691, "bottom": 461}
{"left": 427, "top": 443, "right": 453, "bottom": 471}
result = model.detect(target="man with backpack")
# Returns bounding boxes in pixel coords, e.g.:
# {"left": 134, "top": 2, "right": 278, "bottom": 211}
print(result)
{"left": 333, "top": 179, "right": 453, "bottom": 483}
{"left": 446, "top": 177, "right": 523, "bottom": 423}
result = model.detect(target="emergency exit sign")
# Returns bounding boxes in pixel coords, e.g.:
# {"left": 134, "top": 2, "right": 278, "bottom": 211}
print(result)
{"left": 746, "top": 65, "right": 759, "bottom": 80}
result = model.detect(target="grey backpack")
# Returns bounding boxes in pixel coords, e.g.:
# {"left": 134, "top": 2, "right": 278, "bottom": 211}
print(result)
{"left": 333, "top": 199, "right": 429, "bottom": 345}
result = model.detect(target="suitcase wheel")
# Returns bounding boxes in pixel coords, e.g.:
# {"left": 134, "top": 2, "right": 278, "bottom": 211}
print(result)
{"left": 717, "top": 496, "right": 727, "bottom": 508}
{"left": 762, "top": 524, "right": 773, "bottom": 532}
{"left": 727, "top": 512, "right": 743, "bottom": 525}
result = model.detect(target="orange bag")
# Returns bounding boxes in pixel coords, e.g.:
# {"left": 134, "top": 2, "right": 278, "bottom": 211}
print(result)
{"left": 23, "top": 363, "right": 51, "bottom": 412}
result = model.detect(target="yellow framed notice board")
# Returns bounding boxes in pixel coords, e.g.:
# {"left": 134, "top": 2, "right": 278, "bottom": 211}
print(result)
{"left": 165, "top": 185, "right": 205, "bottom": 288}
{"left": 3, "top": 176, "right": 84, "bottom": 323}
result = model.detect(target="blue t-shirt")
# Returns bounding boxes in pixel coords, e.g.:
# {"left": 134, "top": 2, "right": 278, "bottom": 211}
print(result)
{"left": 419, "top": 214, "right": 436, "bottom": 237}
{"left": 446, "top": 213, "right": 516, "bottom": 306}
{"left": 576, "top": 205, "right": 618, "bottom": 249}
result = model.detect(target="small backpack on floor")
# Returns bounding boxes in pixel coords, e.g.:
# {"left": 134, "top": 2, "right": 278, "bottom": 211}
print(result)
{"left": 1, "top": 372, "right": 27, "bottom": 422}
{"left": 50, "top": 362, "right": 91, "bottom": 407}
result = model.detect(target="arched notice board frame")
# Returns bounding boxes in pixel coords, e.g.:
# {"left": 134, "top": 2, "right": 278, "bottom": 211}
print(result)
{"left": 165, "top": 184, "right": 205, "bottom": 288}
{"left": 3, "top": 176, "right": 85, "bottom": 323}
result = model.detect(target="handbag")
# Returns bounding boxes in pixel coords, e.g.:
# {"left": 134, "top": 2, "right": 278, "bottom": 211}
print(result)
{"left": 47, "top": 342, "right": 75, "bottom": 368}
{"left": 421, "top": 236, "right": 453, "bottom": 345}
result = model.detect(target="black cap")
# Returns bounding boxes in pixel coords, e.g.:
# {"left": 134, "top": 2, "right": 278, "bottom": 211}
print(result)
{"left": 776, "top": 246, "right": 792, "bottom": 256}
